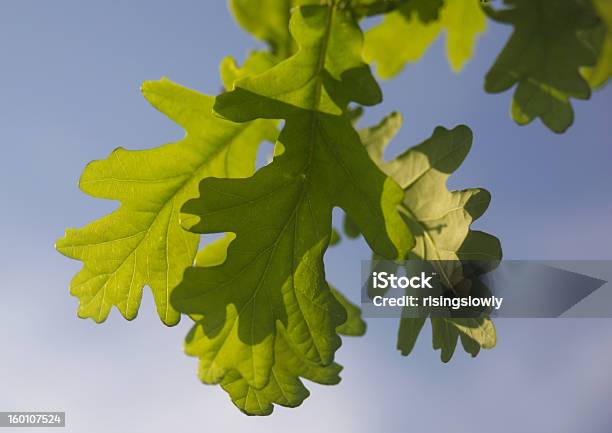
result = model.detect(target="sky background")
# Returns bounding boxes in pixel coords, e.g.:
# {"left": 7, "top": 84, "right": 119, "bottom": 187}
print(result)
{"left": 1, "top": 1, "right": 612, "bottom": 432}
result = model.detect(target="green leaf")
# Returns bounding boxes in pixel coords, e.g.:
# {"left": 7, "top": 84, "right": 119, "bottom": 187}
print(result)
{"left": 360, "top": 113, "right": 501, "bottom": 361}
{"left": 441, "top": 0, "right": 486, "bottom": 72}
{"left": 194, "top": 236, "right": 366, "bottom": 338}
{"left": 430, "top": 318, "right": 496, "bottom": 361}
{"left": 195, "top": 234, "right": 237, "bottom": 268}
{"left": 55, "top": 78, "right": 277, "bottom": 325}
{"left": 186, "top": 323, "right": 342, "bottom": 416}
{"left": 369, "top": 116, "right": 500, "bottom": 263}
{"left": 364, "top": 0, "right": 486, "bottom": 78}
{"left": 332, "top": 286, "right": 367, "bottom": 337}
{"left": 396, "top": 312, "right": 495, "bottom": 362}
{"left": 484, "top": 0, "right": 600, "bottom": 133}
{"left": 186, "top": 233, "right": 364, "bottom": 415}
{"left": 581, "top": 0, "right": 612, "bottom": 89}
{"left": 452, "top": 317, "right": 496, "bottom": 355}
{"left": 229, "top": 0, "right": 294, "bottom": 59}
{"left": 221, "top": 52, "right": 279, "bottom": 91}
{"left": 229, "top": 0, "right": 319, "bottom": 59}
{"left": 171, "top": 4, "right": 413, "bottom": 392}
{"left": 397, "top": 317, "right": 426, "bottom": 356}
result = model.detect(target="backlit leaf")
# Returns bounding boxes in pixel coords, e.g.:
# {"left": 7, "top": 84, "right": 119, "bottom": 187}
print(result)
{"left": 229, "top": 0, "right": 319, "bottom": 59}
{"left": 56, "top": 78, "right": 277, "bottom": 325}
{"left": 360, "top": 113, "right": 501, "bottom": 361}
{"left": 364, "top": 0, "right": 486, "bottom": 78}
{"left": 185, "top": 323, "right": 342, "bottom": 416}
{"left": 484, "top": 0, "right": 600, "bottom": 133}
{"left": 171, "top": 5, "right": 413, "bottom": 394}
{"left": 332, "top": 286, "right": 367, "bottom": 337}
{"left": 185, "top": 234, "right": 365, "bottom": 415}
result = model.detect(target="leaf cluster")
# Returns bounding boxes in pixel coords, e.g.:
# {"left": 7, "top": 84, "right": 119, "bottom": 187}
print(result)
{"left": 57, "top": 0, "right": 610, "bottom": 416}
{"left": 365, "top": 0, "right": 611, "bottom": 132}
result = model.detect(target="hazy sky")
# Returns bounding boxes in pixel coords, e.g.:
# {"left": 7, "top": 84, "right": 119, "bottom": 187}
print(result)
{"left": 1, "top": 1, "right": 611, "bottom": 432}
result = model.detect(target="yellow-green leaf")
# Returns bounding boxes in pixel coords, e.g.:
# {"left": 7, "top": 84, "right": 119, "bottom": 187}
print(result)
{"left": 360, "top": 113, "right": 501, "bottom": 361}
{"left": 229, "top": 0, "right": 319, "bottom": 59}
{"left": 364, "top": 0, "right": 486, "bottom": 78}
{"left": 56, "top": 78, "right": 277, "bottom": 325}
{"left": 185, "top": 236, "right": 365, "bottom": 415}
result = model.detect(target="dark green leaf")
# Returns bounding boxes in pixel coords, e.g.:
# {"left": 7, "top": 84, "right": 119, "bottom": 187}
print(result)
{"left": 484, "top": 0, "right": 600, "bottom": 133}
{"left": 172, "top": 4, "right": 412, "bottom": 400}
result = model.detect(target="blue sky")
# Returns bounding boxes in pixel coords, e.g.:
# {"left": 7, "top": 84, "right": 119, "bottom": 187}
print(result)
{"left": 1, "top": 1, "right": 611, "bottom": 432}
